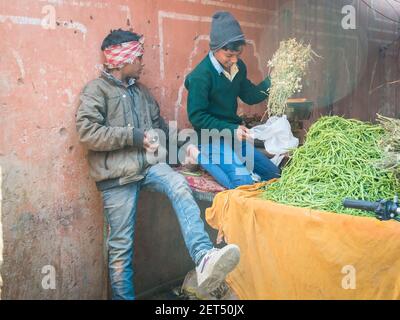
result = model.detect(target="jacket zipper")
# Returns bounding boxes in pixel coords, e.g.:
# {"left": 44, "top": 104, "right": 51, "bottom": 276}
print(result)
{"left": 121, "top": 87, "right": 128, "bottom": 127}
{"left": 128, "top": 86, "right": 145, "bottom": 170}
{"left": 124, "top": 85, "right": 144, "bottom": 169}
{"left": 104, "top": 152, "right": 109, "bottom": 170}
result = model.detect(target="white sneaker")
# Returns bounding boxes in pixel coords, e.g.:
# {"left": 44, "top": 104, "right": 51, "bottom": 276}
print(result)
{"left": 196, "top": 244, "right": 240, "bottom": 293}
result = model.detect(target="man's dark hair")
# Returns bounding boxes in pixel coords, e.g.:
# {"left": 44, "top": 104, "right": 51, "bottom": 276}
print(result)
{"left": 221, "top": 40, "right": 246, "bottom": 52}
{"left": 101, "top": 29, "right": 142, "bottom": 51}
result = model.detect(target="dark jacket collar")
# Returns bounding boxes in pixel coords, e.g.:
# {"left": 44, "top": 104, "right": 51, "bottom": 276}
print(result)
{"left": 101, "top": 70, "right": 136, "bottom": 88}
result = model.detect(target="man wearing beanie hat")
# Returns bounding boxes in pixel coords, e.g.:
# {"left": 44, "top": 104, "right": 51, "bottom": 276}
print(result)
{"left": 184, "top": 11, "right": 280, "bottom": 190}
{"left": 76, "top": 29, "right": 241, "bottom": 299}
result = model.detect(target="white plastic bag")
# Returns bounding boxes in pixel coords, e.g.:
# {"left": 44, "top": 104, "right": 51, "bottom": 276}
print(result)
{"left": 250, "top": 115, "right": 299, "bottom": 166}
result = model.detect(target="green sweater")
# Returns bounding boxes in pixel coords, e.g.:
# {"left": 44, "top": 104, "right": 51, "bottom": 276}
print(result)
{"left": 184, "top": 54, "right": 271, "bottom": 134}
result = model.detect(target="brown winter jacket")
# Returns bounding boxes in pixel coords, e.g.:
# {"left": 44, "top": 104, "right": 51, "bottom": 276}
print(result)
{"left": 76, "top": 73, "right": 167, "bottom": 191}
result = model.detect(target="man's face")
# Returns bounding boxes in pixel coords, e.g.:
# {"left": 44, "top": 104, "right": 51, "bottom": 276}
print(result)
{"left": 214, "top": 46, "right": 243, "bottom": 71}
{"left": 122, "top": 55, "right": 144, "bottom": 80}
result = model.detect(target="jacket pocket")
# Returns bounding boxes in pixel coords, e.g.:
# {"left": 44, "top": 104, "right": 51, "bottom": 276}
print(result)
{"left": 106, "top": 95, "right": 127, "bottom": 127}
{"left": 106, "top": 147, "right": 141, "bottom": 178}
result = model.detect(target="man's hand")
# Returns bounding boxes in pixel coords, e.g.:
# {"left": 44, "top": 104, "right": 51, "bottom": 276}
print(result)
{"left": 143, "top": 132, "right": 159, "bottom": 153}
{"left": 236, "top": 125, "right": 252, "bottom": 141}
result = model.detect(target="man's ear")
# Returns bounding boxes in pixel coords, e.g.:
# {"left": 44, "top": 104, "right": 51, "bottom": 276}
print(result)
{"left": 213, "top": 49, "right": 224, "bottom": 60}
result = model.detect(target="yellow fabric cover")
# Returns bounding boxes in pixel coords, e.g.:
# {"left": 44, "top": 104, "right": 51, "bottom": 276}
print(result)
{"left": 206, "top": 182, "right": 400, "bottom": 300}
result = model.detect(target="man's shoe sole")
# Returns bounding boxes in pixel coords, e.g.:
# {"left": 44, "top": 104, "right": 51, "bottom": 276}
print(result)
{"left": 197, "top": 245, "right": 240, "bottom": 293}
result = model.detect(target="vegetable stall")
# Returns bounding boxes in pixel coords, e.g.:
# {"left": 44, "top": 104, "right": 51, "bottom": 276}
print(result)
{"left": 205, "top": 39, "right": 400, "bottom": 300}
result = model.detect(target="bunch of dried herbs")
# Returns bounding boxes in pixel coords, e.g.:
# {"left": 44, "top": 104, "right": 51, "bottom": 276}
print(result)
{"left": 376, "top": 114, "right": 400, "bottom": 180}
{"left": 264, "top": 39, "right": 316, "bottom": 118}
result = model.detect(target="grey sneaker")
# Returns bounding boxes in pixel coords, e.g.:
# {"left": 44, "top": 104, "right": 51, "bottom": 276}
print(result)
{"left": 196, "top": 244, "right": 240, "bottom": 293}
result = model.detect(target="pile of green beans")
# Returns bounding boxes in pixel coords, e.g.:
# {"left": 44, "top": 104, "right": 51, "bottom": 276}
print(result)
{"left": 262, "top": 116, "right": 400, "bottom": 217}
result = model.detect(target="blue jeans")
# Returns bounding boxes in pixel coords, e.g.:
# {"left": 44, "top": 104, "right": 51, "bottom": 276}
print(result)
{"left": 198, "top": 139, "right": 280, "bottom": 189}
{"left": 101, "top": 163, "right": 213, "bottom": 300}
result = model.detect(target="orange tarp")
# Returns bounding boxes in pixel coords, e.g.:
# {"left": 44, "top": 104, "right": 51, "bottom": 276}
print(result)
{"left": 206, "top": 182, "right": 400, "bottom": 300}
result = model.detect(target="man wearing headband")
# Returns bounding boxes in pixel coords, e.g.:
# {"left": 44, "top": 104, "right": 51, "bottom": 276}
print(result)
{"left": 184, "top": 11, "right": 280, "bottom": 189}
{"left": 76, "top": 29, "right": 240, "bottom": 300}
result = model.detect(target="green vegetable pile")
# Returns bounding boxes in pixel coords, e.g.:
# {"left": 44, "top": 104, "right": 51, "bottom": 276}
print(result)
{"left": 262, "top": 116, "right": 400, "bottom": 217}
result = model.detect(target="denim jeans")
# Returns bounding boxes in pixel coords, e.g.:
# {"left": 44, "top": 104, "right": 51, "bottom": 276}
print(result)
{"left": 198, "top": 139, "right": 280, "bottom": 189}
{"left": 101, "top": 163, "right": 213, "bottom": 300}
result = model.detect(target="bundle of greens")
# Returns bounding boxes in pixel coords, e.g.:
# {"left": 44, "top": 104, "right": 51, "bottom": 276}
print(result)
{"left": 264, "top": 38, "right": 315, "bottom": 118}
{"left": 262, "top": 116, "right": 400, "bottom": 217}
{"left": 376, "top": 114, "right": 400, "bottom": 180}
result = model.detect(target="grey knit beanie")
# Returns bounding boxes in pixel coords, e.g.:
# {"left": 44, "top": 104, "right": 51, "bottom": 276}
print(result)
{"left": 209, "top": 11, "right": 245, "bottom": 51}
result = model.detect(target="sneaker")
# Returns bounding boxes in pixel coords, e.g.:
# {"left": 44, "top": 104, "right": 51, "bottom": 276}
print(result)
{"left": 196, "top": 244, "right": 240, "bottom": 293}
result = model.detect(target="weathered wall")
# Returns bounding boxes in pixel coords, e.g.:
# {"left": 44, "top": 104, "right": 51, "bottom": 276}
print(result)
{"left": 257, "top": 0, "right": 400, "bottom": 128}
{"left": 330, "top": 0, "right": 400, "bottom": 121}
{"left": 0, "top": 0, "right": 399, "bottom": 299}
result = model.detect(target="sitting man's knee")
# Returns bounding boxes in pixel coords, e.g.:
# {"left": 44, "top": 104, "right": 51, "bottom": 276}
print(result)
{"left": 231, "top": 174, "right": 253, "bottom": 189}
{"left": 170, "top": 172, "right": 191, "bottom": 192}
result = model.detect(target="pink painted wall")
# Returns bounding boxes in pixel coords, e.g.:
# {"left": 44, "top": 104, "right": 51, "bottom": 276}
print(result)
{"left": 1, "top": 0, "right": 398, "bottom": 299}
